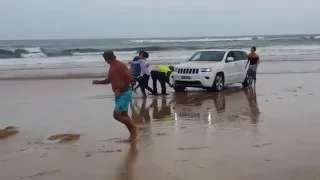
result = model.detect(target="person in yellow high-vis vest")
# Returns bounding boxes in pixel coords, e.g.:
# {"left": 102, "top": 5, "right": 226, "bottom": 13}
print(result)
{"left": 150, "top": 65, "right": 174, "bottom": 95}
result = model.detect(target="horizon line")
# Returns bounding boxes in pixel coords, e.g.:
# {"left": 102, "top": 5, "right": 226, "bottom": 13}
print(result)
{"left": 0, "top": 33, "right": 319, "bottom": 41}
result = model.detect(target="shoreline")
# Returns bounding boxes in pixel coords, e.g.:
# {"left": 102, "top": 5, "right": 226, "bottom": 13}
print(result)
{"left": 1, "top": 60, "right": 320, "bottom": 80}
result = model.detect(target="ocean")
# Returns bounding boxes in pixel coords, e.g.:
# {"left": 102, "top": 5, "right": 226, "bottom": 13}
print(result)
{"left": 0, "top": 34, "right": 320, "bottom": 70}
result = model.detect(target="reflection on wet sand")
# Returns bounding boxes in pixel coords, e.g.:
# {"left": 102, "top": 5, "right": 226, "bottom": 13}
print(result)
{"left": 130, "top": 98, "right": 151, "bottom": 124}
{"left": 130, "top": 97, "right": 174, "bottom": 123}
{"left": 172, "top": 87, "right": 261, "bottom": 125}
{"left": 149, "top": 97, "right": 173, "bottom": 121}
{"left": 243, "top": 87, "right": 261, "bottom": 123}
{"left": 130, "top": 87, "right": 261, "bottom": 127}
{"left": 116, "top": 142, "right": 138, "bottom": 180}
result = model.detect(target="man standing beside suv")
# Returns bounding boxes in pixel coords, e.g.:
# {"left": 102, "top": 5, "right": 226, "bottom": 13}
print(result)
{"left": 246, "top": 46, "right": 260, "bottom": 87}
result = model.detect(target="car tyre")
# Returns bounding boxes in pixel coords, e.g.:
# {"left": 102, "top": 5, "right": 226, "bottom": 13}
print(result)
{"left": 242, "top": 72, "right": 253, "bottom": 88}
{"left": 213, "top": 73, "right": 225, "bottom": 92}
{"left": 173, "top": 85, "right": 186, "bottom": 92}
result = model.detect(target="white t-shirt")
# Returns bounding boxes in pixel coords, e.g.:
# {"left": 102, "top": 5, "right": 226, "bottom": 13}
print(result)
{"left": 139, "top": 59, "right": 151, "bottom": 76}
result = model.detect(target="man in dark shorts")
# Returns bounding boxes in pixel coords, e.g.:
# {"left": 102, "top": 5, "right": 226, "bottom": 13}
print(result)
{"left": 245, "top": 46, "right": 260, "bottom": 87}
{"left": 92, "top": 51, "right": 137, "bottom": 142}
{"left": 150, "top": 65, "right": 174, "bottom": 95}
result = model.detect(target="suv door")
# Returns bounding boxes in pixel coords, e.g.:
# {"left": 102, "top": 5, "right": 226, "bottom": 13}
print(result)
{"left": 224, "top": 51, "right": 237, "bottom": 84}
{"left": 233, "top": 51, "right": 248, "bottom": 82}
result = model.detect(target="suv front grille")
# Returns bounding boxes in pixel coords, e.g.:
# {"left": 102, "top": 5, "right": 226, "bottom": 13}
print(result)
{"left": 176, "top": 68, "right": 199, "bottom": 74}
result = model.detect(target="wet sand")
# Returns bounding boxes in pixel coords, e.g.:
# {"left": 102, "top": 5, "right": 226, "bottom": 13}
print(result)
{"left": 1, "top": 74, "right": 320, "bottom": 180}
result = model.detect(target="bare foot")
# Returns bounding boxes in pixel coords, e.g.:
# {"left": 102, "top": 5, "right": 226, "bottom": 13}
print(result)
{"left": 130, "top": 125, "right": 138, "bottom": 140}
{"left": 116, "top": 138, "right": 137, "bottom": 143}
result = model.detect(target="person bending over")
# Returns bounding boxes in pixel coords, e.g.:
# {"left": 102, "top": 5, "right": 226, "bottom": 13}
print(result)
{"left": 151, "top": 65, "right": 174, "bottom": 95}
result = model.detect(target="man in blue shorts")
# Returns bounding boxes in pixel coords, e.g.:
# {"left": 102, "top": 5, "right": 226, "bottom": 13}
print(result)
{"left": 93, "top": 51, "right": 137, "bottom": 142}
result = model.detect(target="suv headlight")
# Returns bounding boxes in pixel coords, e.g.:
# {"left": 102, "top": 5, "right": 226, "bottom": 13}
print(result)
{"left": 200, "top": 68, "right": 212, "bottom": 72}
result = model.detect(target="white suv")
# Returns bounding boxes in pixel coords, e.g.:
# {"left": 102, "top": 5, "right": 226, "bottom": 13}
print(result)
{"left": 171, "top": 49, "right": 250, "bottom": 92}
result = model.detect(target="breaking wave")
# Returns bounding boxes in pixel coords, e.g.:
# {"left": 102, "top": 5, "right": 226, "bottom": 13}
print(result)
{"left": 1, "top": 35, "right": 320, "bottom": 59}
{"left": 130, "top": 37, "right": 254, "bottom": 43}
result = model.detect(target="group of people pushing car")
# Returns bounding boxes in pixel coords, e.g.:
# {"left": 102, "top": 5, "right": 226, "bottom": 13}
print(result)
{"left": 92, "top": 48, "right": 260, "bottom": 142}
{"left": 129, "top": 47, "right": 260, "bottom": 96}
{"left": 129, "top": 51, "right": 174, "bottom": 97}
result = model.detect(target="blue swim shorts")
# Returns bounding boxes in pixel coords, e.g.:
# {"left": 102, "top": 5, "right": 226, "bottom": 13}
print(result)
{"left": 114, "top": 88, "right": 132, "bottom": 112}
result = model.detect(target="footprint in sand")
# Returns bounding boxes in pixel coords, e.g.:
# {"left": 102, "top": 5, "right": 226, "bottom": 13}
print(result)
{"left": 0, "top": 126, "right": 19, "bottom": 139}
{"left": 47, "top": 134, "right": 81, "bottom": 143}
{"left": 253, "top": 143, "right": 272, "bottom": 148}
{"left": 99, "top": 149, "right": 122, "bottom": 153}
{"left": 156, "top": 132, "right": 168, "bottom": 136}
{"left": 115, "top": 139, "right": 138, "bottom": 143}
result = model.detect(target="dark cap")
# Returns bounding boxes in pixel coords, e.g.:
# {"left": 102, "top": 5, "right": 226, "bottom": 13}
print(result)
{"left": 102, "top": 51, "right": 116, "bottom": 60}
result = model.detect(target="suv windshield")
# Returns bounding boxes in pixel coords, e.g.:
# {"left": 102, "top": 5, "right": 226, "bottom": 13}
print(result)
{"left": 188, "top": 51, "right": 225, "bottom": 62}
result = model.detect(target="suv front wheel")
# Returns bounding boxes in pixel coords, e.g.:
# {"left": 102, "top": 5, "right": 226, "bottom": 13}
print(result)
{"left": 213, "top": 73, "right": 225, "bottom": 91}
{"left": 242, "top": 70, "right": 253, "bottom": 87}
{"left": 173, "top": 85, "right": 186, "bottom": 92}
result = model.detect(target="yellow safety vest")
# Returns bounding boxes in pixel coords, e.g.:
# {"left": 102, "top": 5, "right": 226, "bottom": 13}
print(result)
{"left": 155, "top": 65, "right": 171, "bottom": 75}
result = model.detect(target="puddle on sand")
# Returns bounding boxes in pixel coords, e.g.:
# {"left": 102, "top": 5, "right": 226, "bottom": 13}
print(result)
{"left": 0, "top": 126, "right": 19, "bottom": 139}
{"left": 47, "top": 134, "right": 81, "bottom": 143}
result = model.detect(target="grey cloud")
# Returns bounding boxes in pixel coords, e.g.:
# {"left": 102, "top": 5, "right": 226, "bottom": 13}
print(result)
{"left": 0, "top": 0, "right": 319, "bottom": 39}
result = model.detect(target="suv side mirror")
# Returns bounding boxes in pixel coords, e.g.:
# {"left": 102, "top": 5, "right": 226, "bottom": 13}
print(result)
{"left": 226, "top": 57, "right": 234, "bottom": 62}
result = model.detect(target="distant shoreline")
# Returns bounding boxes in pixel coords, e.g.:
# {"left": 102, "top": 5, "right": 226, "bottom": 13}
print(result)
{"left": 1, "top": 33, "right": 319, "bottom": 41}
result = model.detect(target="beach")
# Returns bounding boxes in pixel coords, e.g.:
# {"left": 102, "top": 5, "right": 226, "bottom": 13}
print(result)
{"left": 1, "top": 72, "right": 320, "bottom": 180}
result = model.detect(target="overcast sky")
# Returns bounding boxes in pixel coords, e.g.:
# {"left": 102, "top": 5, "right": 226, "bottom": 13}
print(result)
{"left": 0, "top": 0, "right": 320, "bottom": 40}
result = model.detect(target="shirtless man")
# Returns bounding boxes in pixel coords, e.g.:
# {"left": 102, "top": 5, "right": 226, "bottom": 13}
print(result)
{"left": 92, "top": 51, "right": 137, "bottom": 141}
{"left": 245, "top": 46, "right": 260, "bottom": 87}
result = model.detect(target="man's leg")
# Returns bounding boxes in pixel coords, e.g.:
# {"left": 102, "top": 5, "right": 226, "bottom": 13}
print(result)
{"left": 131, "top": 80, "right": 135, "bottom": 90}
{"left": 159, "top": 73, "right": 167, "bottom": 95}
{"left": 253, "top": 70, "right": 257, "bottom": 88}
{"left": 142, "top": 74, "right": 156, "bottom": 95}
{"left": 113, "top": 90, "right": 137, "bottom": 141}
{"left": 138, "top": 77, "right": 147, "bottom": 97}
{"left": 151, "top": 71, "right": 158, "bottom": 95}
{"left": 113, "top": 111, "right": 137, "bottom": 140}
{"left": 140, "top": 86, "right": 146, "bottom": 97}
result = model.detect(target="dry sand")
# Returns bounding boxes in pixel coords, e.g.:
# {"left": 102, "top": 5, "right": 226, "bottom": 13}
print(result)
{"left": 1, "top": 73, "right": 320, "bottom": 180}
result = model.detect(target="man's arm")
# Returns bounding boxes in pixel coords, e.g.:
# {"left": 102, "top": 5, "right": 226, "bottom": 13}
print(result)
{"left": 245, "top": 60, "right": 249, "bottom": 69}
{"left": 92, "top": 78, "right": 110, "bottom": 85}
{"left": 165, "top": 73, "right": 173, "bottom": 87}
{"left": 93, "top": 69, "right": 111, "bottom": 85}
